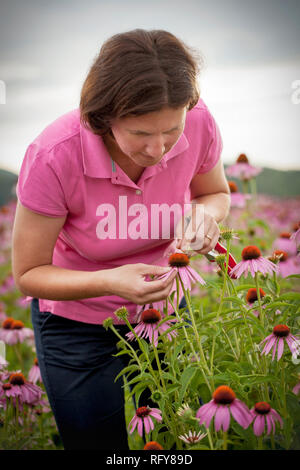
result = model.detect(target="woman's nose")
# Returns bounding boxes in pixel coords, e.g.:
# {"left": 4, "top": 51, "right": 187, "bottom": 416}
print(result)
{"left": 145, "top": 137, "right": 166, "bottom": 157}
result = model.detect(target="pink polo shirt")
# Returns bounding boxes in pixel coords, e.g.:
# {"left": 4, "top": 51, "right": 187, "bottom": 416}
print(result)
{"left": 16, "top": 98, "right": 223, "bottom": 324}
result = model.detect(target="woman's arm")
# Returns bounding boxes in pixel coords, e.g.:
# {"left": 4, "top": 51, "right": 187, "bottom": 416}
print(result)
{"left": 12, "top": 202, "right": 176, "bottom": 304}
{"left": 176, "top": 159, "right": 230, "bottom": 253}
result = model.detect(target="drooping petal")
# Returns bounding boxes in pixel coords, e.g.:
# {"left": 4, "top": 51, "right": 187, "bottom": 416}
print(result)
{"left": 230, "top": 400, "right": 251, "bottom": 429}
{"left": 270, "top": 409, "right": 283, "bottom": 428}
{"left": 137, "top": 417, "right": 144, "bottom": 437}
{"left": 272, "top": 338, "right": 279, "bottom": 361}
{"left": 253, "top": 415, "right": 265, "bottom": 436}
{"left": 129, "top": 415, "right": 138, "bottom": 434}
{"left": 143, "top": 416, "right": 151, "bottom": 434}
{"left": 197, "top": 401, "right": 217, "bottom": 428}
{"left": 214, "top": 405, "right": 230, "bottom": 432}
{"left": 266, "top": 414, "right": 273, "bottom": 435}
{"left": 277, "top": 337, "right": 285, "bottom": 360}
{"left": 261, "top": 335, "right": 277, "bottom": 355}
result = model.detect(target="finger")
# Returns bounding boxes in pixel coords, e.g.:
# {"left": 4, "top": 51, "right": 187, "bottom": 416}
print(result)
{"left": 142, "top": 269, "right": 177, "bottom": 294}
{"left": 140, "top": 264, "right": 172, "bottom": 277}
{"left": 143, "top": 281, "right": 177, "bottom": 305}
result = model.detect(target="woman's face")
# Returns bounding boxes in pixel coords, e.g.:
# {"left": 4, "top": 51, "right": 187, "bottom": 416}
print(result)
{"left": 108, "top": 106, "right": 187, "bottom": 167}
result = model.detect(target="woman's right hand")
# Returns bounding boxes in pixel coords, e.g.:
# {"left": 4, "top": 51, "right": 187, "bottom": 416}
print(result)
{"left": 103, "top": 263, "right": 177, "bottom": 305}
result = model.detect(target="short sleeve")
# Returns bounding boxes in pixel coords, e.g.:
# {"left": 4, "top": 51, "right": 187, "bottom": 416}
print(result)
{"left": 16, "top": 143, "right": 68, "bottom": 217}
{"left": 195, "top": 112, "right": 223, "bottom": 174}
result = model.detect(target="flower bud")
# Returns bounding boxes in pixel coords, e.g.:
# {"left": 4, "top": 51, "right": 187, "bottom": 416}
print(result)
{"left": 103, "top": 317, "right": 113, "bottom": 330}
{"left": 114, "top": 306, "right": 129, "bottom": 320}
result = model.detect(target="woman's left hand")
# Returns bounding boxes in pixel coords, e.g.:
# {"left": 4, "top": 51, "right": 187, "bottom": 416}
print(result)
{"left": 175, "top": 207, "right": 220, "bottom": 255}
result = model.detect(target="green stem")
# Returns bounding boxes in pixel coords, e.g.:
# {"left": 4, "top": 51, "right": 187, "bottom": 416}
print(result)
{"left": 122, "top": 317, "right": 161, "bottom": 390}
{"left": 178, "top": 273, "right": 211, "bottom": 377}
{"left": 168, "top": 296, "right": 212, "bottom": 394}
{"left": 109, "top": 324, "right": 143, "bottom": 371}
{"left": 223, "top": 430, "right": 228, "bottom": 450}
{"left": 13, "top": 343, "right": 24, "bottom": 369}
{"left": 254, "top": 272, "right": 264, "bottom": 328}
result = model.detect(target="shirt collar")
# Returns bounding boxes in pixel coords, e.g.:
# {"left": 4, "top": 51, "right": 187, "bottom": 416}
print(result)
{"left": 80, "top": 121, "right": 189, "bottom": 178}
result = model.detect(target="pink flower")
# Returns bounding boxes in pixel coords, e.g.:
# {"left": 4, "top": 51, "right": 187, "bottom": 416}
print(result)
{"left": 250, "top": 402, "right": 283, "bottom": 436}
{"left": 229, "top": 246, "right": 277, "bottom": 279}
{"left": 230, "top": 192, "right": 251, "bottom": 208}
{"left": 260, "top": 325, "right": 300, "bottom": 361}
{"left": 0, "top": 372, "right": 42, "bottom": 406}
{"left": 129, "top": 406, "right": 162, "bottom": 437}
{"left": 271, "top": 250, "right": 300, "bottom": 278}
{"left": 0, "top": 275, "right": 15, "bottom": 294}
{"left": 178, "top": 430, "right": 207, "bottom": 445}
{"left": 196, "top": 385, "right": 252, "bottom": 431}
{"left": 226, "top": 154, "right": 262, "bottom": 181}
{"left": 292, "top": 382, "right": 300, "bottom": 395}
{"left": 228, "top": 180, "right": 251, "bottom": 208}
{"left": 0, "top": 318, "right": 34, "bottom": 345}
{"left": 158, "top": 251, "right": 205, "bottom": 291}
{"left": 28, "top": 358, "right": 42, "bottom": 384}
{"left": 126, "top": 309, "right": 178, "bottom": 347}
{"left": 273, "top": 232, "right": 297, "bottom": 256}
{"left": 291, "top": 226, "right": 300, "bottom": 246}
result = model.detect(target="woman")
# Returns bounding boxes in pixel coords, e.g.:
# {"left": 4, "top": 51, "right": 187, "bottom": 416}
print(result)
{"left": 12, "top": 29, "right": 230, "bottom": 450}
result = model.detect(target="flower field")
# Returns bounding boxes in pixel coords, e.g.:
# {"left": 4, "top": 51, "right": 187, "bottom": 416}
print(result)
{"left": 0, "top": 160, "right": 300, "bottom": 450}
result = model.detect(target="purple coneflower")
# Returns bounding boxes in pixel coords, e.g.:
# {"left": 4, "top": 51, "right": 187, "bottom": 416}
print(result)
{"left": 143, "top": 441, "right": 163, "bottom": 450}
{"left": 0, "top": 318, "right": 33, "bottom": 345}
{"left": 260, "top": 325, "right": 300, "bottom": 361}
{"left": 28, "top": 358, "right": 42, "bottom": 384}
{"left": 246, "top": 287, "right": 266, "bottom": 318}
{"left": 126, "top": 308, "right": 177, "bottom": 347}
{"left": 226, "top": 154, "right": 262, "bottom": 181}
{"left": 128, "top": 405, "right": 162, "bottom": 437}
{"left": 270, "top": 250, "right": 300, "bottom": 278}
{"left": 178, "top": 430, "right": 207, "bottom": 445}
{"left": 250, "top": 402, "right": 283, "bottom": 436}
{"left": 196, "top": 385, "right": 252, "bottom": 431}
{"left": 273, "top": 232, "right": 297, "bottom": 256}
{"left": 228, "top": 181, "right": 251, "bottom": 208}
{"left": 229, "top": 246, "right": 277, "bottom": 279}
{"left": 0, "top": 372, "right": 42, "bottom": 405}
{"left": 158, "top": 252, "right": 205, "bottom": 291}
{"left": 291, "top": 225, "right": 300, "bottom": 246}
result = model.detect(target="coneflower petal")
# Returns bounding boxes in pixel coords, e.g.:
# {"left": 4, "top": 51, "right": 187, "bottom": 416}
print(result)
{"left": 144, "top": 416, "right": 151, "bottom": 434}
{"left": 266, "top": 414, "right": 272, "bottom": 435}
{"left": 270, "top": 409, "right": 283, "bottom": 428}
{"left": 272, "top": 338, "right": 279, "bottom": 361}
{"left": 129, "top": 415, "right": 138, "bottom": 433}
{"left": 230, "top": 401, "right": 251, "bottom": 428}
{"left": 137, "top": 417, "right": 144, "bottom": 437}
{"left": 197, "top": 402, "right": 217, "bottom": 427}
{"left": 277, "top": 337, "right": 284, "bottom": 360}
{"left": 261, "top": 336, "right": 277, "bottom": 355}
{"left": 253, "top": 415, "right": 265, "bottom": 436}
{"left": 215, "top": 405, "right": 230, "bottom": 432}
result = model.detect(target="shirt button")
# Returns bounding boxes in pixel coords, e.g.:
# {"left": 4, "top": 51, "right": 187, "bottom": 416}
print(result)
{"left": 136, "top": 190, "right": 142, "bottom": 195}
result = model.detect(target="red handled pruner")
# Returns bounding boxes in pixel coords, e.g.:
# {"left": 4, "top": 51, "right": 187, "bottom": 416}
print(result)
{"left": 204, "top": 241, "right": 237, "bottom": 277}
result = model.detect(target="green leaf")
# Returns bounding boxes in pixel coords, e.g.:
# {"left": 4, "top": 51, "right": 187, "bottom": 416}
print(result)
{"left": 178, "top": 366, "right": 197, "bottom": 403}
{"left": 278, "top": 292, "right": 300, "bottom": 301}
{"left": 113, "top": 364, "right": 140, "bottom": 383}
{"left": 222, "top": 296, "right": 245, "bottom": 306}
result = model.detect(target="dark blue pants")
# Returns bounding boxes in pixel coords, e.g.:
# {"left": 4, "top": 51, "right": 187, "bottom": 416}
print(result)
{"left": 31, "top": 297, "right": 187, "bottom": 450}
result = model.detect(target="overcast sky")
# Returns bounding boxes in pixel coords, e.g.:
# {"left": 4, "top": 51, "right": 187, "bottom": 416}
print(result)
{"left": 0, "top": 0, "right": 300, "bottom": 173}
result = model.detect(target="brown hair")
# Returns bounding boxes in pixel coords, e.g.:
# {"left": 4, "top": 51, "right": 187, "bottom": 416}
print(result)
{"left": 80, "top": 29, "right": 202, "bottom": 136}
